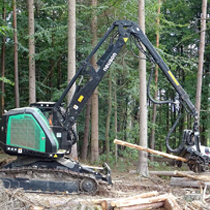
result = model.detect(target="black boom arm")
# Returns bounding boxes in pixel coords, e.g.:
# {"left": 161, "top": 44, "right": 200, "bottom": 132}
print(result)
{"left": 56, "top": 20, "right": 198, "bottom": 131}
{"left": 55, "top": 21, "right": 131, "bottom": 129}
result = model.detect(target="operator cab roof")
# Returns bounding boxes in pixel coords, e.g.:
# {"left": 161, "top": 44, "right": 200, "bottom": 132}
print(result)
{"left": 30, "top": 102, "right": 56, "bottom": 108}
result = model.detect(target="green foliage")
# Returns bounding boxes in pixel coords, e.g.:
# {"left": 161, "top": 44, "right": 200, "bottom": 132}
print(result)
{"left": 148, "top": 158, "right": 172, "bottom": 171}
{"left": 148, "top": 159, "right": 160, "bottom": 168}
{"left": 95, "top": 148, "right": 138, "bottom": 172}
{"left": 0, "top": 26, "right": 13, "bottom": 36}
{"left": 0, "top": 77, "right": 14, "bottom": 86}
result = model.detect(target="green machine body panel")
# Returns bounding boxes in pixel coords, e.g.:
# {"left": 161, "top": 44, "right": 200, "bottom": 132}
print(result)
{"left": 0, "top": 107, "right": 59, "bottom": 157}
{"left": 6, "top": 114, "right": 46, "bottom": 152}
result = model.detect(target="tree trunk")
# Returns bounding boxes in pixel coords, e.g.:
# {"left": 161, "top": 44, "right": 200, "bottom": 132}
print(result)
{"left": 91, "top": 87, "right": 99, "bottom": 162}
{"left": 137, "top": 0, "right": 148, "bottom": 176}
{"left": 195, "top": 0, "right": 207, "bottom": 121}
{"left": 171, "top": 105, "right": 176, "bottom": 149}
{"left": 49, "top": 31, "right": 54, "bottom": 98}
{"left": 67, "top": 0, "right": 78, "bottom": 161}
{"left": 13, "top": 0, "right": 19, "bottom": 108}
{"left": 123, "top": 96, "right": 128, "bottom": 142}
{"left": 28, "top": 0, "right": 36, "bottom": 104}
{"left": 105, "top": 72, "right": 112, "bottom": 163}
{"left": 166, "top": 101, "right": 170, "bottom": 153}
{"left": 57, "top": 58, "right": 61, "bottom": 89}
{"left": 150, "top": 0, "right": 161, "bottom": 162}
{"left": 81, "top": 99, "right": 91, "bottom": 161}
{"left": 159, "top": 105, "right": 162, "bottom": 151}
{"left": 114, "top": 85, "right": 118, "bottom": 160}
{"left": 90, "top": 0, "right": 99, "bottom": 162}
{"left": 1, "top": 1, "right": 6, "bottom": 115}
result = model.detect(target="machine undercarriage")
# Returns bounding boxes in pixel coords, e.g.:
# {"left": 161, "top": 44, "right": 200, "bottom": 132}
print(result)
{"left": 0, "top": 157, "right": 111, "bottom": 194}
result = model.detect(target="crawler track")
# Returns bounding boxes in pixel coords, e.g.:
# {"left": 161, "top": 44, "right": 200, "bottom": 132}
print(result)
{"left": 0, "top": 167, "right": 109, "bottom": 195}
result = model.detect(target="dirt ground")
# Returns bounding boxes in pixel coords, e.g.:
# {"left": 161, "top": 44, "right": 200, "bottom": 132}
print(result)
{"left": 0, "top": 154, "right": 209, "bottom": 210}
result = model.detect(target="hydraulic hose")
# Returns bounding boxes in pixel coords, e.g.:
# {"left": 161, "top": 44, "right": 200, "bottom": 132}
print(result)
{"left": 165, "top": 111, "right": 186, "bottom": 153}
{"left": 147, "top": 68, "right": 186, "bottom": 153}
{"left": 147, "top": 68, "right": 176, "bottom": 105}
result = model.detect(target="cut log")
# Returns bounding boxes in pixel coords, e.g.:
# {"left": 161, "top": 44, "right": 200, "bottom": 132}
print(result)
{"left": 125, "top": 191, "right": 159, "bottom": 200}
{"left": 114, "top": 201, "right": 164, "bottom": 210}
{"left": 93, "top": 200, "right": 108, "bottom": 210}
{"left": 164, "top": 197, "right": 182, "bottom": 210}
{"left": 149, "top": 171, "right": 184, "bottom": 177}
{"left": 93, "top": 199, "right": 113, "bottom": 210}
{"left": 111, "top": 193, "right": 173, "bottom": 208}
{"left": 29, "top": 207, "right": 44, "bottom": 210}
{"left": 174, "top": 171, "right": 210, "bottom": 182}
{"left": 170, "top": 177, "right": 210, "bottom": 187}
{"left": 150, "top": 170, "right": 210, "bottom": 177}
{"left": 185, "top": 194, "right": 202, "bottom": 201}
{"left": 114, "top": 139, "right": 187, "bottom": 162}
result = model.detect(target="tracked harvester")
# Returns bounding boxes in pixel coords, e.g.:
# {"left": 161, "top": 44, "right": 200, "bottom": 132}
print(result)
{"left": 0, "top": 20, "right": 209, "bottom": 194}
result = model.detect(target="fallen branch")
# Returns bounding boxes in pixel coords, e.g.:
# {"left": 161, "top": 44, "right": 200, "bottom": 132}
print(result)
{"left": 114, "top": 139, "right": 187, "bottom": 162}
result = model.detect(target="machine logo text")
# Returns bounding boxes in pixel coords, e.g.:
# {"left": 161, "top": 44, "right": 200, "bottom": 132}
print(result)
{"left": 103, "top": 53, "right": 117, "bottom": 71}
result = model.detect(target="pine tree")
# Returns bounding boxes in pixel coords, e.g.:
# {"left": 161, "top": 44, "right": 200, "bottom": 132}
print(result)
{"left": 28, "top": 0, "right": 36, "bottom": 103}
{"left": 137, "top": 0, "right": 149, "bottom": 177}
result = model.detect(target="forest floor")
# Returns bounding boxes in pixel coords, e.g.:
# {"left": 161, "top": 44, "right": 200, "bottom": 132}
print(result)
{"left": 0, "top": 153, "right": 209, "bottom": 210}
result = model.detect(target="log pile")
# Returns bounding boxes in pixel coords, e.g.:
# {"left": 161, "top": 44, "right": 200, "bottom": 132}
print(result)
{"left": 94, "top": 191, "right": 182, "bottom": 210}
